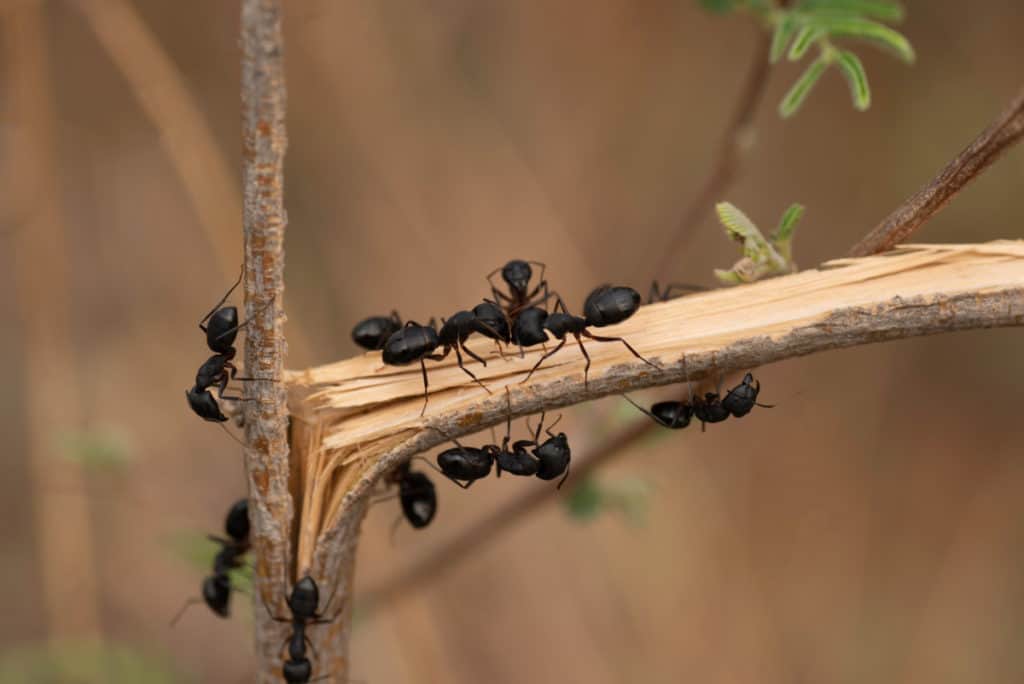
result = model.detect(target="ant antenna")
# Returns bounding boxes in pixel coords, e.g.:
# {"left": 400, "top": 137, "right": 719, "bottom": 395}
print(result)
{"left": 544, "top": 413, "right": 564, "bottom": 436}
{"left": 170, "top": 597, "right": 203, "bottom": 627}
{"left": 213, "top": 295, "right": 277, "bottom": 342}
{"left": 622, "top": 394, "right": 659, "bottom": 422}
{"left": 218, "top": 423, "right": 247, "bottom": 448}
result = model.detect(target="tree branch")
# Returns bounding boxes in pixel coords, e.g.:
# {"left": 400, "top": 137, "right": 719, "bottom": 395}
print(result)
{"left": 240, "top": 1, "right": 295, "bottom": 681}
{"left": 849, "top": 86, "right": 1024, "bottom": 257}
{"left": 292, "top": 243, "right": 1024, "bottom": 632}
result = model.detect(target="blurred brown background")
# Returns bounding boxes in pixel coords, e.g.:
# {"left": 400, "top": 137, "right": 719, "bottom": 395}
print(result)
{"left": 1, "top": 1, "right": 1023, "bottom": 682}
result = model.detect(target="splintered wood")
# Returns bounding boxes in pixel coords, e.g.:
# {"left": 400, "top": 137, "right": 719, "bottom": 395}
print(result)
{"left": 286, "top": 241, "right": 1024, "bottom": 571}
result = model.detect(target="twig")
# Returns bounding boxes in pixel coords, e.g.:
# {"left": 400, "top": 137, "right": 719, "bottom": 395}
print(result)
{"left": 342, "top": 242, "right": 1024, "bottom": 614}
{"left": 655, "top": 30, "right": 772, "bottom": 277}
{"left": 239, "top": 1, "right": 298, "bottom": 681}
{"left": 849, "top": 86, "right": 1024, "bottom": 257}
{"left": 299, "top": 243, "right": 1023, "bottom": 617}
{"left": 72, "top": 0, "right": 314, "bottom": 363}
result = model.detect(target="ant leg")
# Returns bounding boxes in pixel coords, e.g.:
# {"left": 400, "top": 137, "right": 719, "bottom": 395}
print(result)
{"left": 622, "top": 394, "right": 667, "bottom": 427}
{"left": 544, "top": 414, "right": 563, "bottom": 438}
{"left": 582, "top": 331, "right": 660, "bottom": 370}
{"left": 647, "top": 280, "right": 661, "bottom": 305}
{"left": 459, "top": 338, "right": 489, "bottom": 368}
{"left": 520, "top": 338, "right": 565, "bottom": 384}
{"left": 413, "top": 453, "right": 474, "bottom": 490}
{"left": 261, "top": 590, "right": 290, "bottom": 623}
{"left": 418, "top": 359, "right": 430, "bottom": 416}
{"left": 573, "top": 333, "right": 592, "bottom": 389}
{"left": 454, "top": 345, "right": 491, "bottom": 393}
{"left": 532, "top": 411, "right": 545, "bottom": 443}
{"left": 169, "top": 597, "right": 203, "bottom": 627}
{"left": 211, "top": 296, "right": 276, "bottom": 344}
{"left": 660, "top": 282, "right": 705, "bottom": 299}
{"left": 199, "top": 264, "right": 244, "bottom": 331}
{"left": 556, "top": 462, "right": 571, "bottom": 490}
{"left": 390, "top": 310, "right": 402, "bottom": 326}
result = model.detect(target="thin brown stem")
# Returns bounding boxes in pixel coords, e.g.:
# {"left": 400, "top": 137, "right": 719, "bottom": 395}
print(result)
{"left": 655, "top": 30, "right": 772, "bottom": 278}
{"left": 849, "top": 86, "right": 1024, "bottom": 257}
{"left": 240, "top": 1, "right": 298, "bottom": 682}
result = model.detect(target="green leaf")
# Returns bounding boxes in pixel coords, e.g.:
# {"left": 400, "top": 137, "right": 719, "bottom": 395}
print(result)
{"left": 787, "top": 25, "right": 825, "bottom": 60}
{"left": 778, "top": 55, "right": 830, "bottom": 118}
{"left": 835, "top": 49, "right": 871, "bottom": 110}
{"left": 715, "top": 201, "right": 763, "bottom": 243}
{"left": 797, "top": 0, "right": 905, "bottom": 23}
{"left": 810, "top": 15, "right": 915, "bottom": 62}
{"left": 772, "top": 203, "right": 805, "bottom": 244}
{"left": 770, "top": 15, "right": 799, "bottom": 63}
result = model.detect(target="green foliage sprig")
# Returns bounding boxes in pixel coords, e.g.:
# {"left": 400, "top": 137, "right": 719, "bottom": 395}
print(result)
{"left": 700, "top": 0, "right": 914, "bottom": 117}
{"left": 713, "top": 201, "right": 803, "bottom": 283}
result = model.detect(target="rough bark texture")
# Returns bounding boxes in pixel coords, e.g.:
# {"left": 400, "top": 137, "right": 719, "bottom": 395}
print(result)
{"left": 286, "top": 243, "right": 1024, "bottom": 645}
{"left": 240, "top": 1, "right": 299, "bottom": 681}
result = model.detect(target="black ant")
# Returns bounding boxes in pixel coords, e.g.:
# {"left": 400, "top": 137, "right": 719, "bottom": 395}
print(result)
{"left": 186, "top": 267, "right": 273, "bottom": 422}
{"left": 647, "top": 280, "right": 705, "bottom": 303}
{"left": 510, "top": 306, "right": 549, "bottom": 356}
{"left": 521, "top": 290, "right": 658, "bottom": 387}
{"left": 622, "top": 395, "right": 694, "bottom": 430}
{"left": 433, "top": 391, "right": 572, "bottom": 488}
{"left": 382, "top": 309, "right": 507, "bottom": 414}
{"left": 392, "top": 461, "right": 437, "bottom": 529}
{"left": 721, "top": 372, "right": 772, "bottom": 417}
{"left": 381, "top": 320, "right": 444, "bottom": 416}
{"left": 351, "top": 311, "right": 402, "bottom": 351}
{"left": 487, "top": 259, "right": 558, "bottom": 317}
{"left": 171, "top": 498, "right": 251, "bottom": 625}
{"left": 265, "top": 575, "right": 342, "bottom": 684}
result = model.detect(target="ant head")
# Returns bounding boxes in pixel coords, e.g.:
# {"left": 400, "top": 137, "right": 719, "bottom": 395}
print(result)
{"left": 289, "top": 575, "right": 321, "bottom": 619}
{"left": 224, "top": 498, "right": 250, "bottom": 542}
{"left": 202, "top": 575, "right": 231, "bottom": 617}
{"left": 501, "top": 260, "right": 532, "bottom": 295}
{"left": 283, "top": 657, "right": 312, "bottom": 683}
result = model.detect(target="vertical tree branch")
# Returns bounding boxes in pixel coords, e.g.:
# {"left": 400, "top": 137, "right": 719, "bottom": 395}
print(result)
{"left": 849, "top": 86, "right": 1024, "bottom": 257}
{"left": 240, "top": 1, "right": 293, "bottom": 681}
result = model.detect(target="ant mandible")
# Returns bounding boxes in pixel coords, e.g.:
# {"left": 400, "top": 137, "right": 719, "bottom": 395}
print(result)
{"left": 521, "top": 289, "right": 658, "bottom": 388}
{"left": 171, "top": 498, "right": 251, "bottom": 625}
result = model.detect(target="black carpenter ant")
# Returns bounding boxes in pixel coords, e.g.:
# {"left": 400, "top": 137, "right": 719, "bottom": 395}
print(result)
{"left": 622, "top": 395, "right": 694, "bottom": 430}
{"left": 521, "top": 291, "right": 658, "bottom": 387}
{"left": 382, "top": 321, "right": 444, "bottom": 415}
{"left": 693, "top": 391, "right": 730, "bottom": 431}
{"left": 265, "top": 575, "right": 342, "bottom": 684}
{"left": 351, "top": 311, "right": 402, "bottom": 351}
{"left": 721, "top": 372, "right": 773, "bottom": 417}
{"left": 393, "top": 461, "right": 437, "bottom": 529}
{"left": 187, "top": 268, "right": 272, "bottom": 422}
{"left": 171, "top": 498, "right": 251, "bottom": 625}
{"left": 487, "top": 259, "right": 558, "bottom": 317}
{"left": 510, "top": 306, "right": 549, "bottom": 356}
{"left": 435, "top": 309, "right": 505, "bottom": 392}
{"left": 528, "top": 412, "right": 572, "bottom": 488}
{"left": 647, "top": 280, "right": 705, "bottom": 303}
